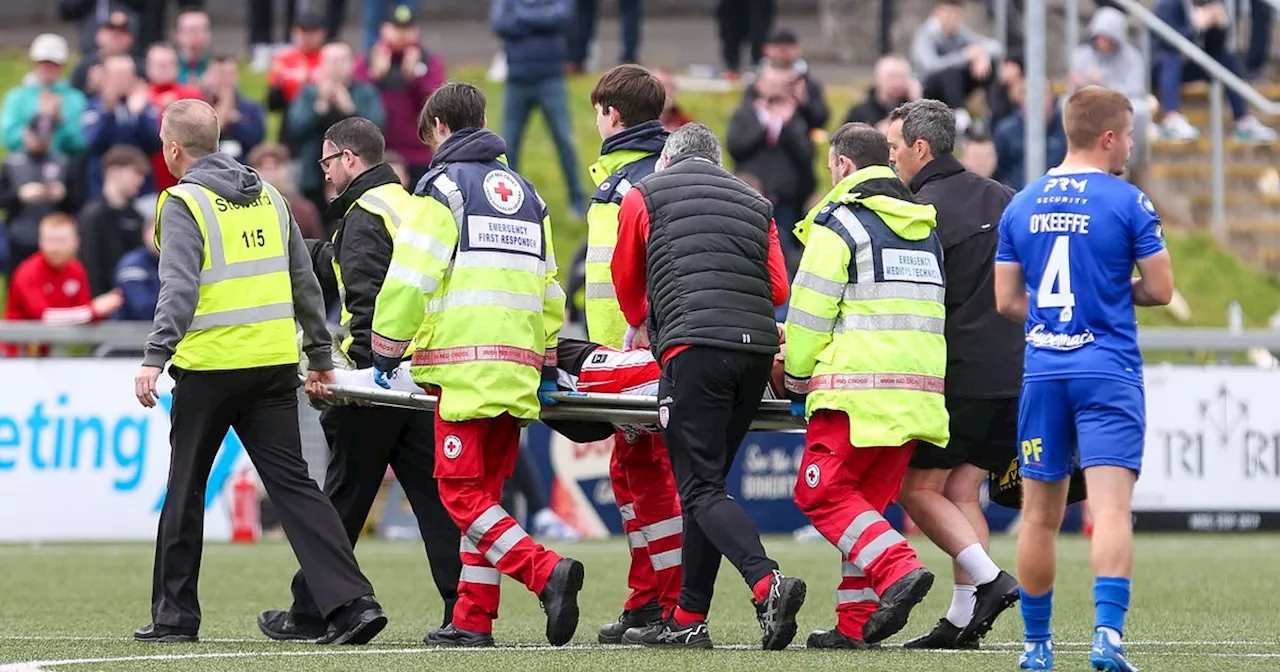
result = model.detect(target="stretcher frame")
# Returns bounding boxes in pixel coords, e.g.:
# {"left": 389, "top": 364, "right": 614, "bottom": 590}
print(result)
{"left": 322, "top": 384, "right": 808, "bottom": 432}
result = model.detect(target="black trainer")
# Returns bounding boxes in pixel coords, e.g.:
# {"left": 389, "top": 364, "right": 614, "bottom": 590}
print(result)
{"left": 806, "top": 628, "right": 881, "bottom": 649}
{"left": 753, "top": 570, "right": 807, "bottom": 651}
{"left": 622, "top": 618, "right": 713, "bottom": 649}
{"left": 958, "top": 570, "right": 1020, "bottom": 644}
{"left": 316, "top": 596, "right": 387, "bottom": 645}
{"left": 539, "top": 557, "right": 585, "bottom": 646}
{"left": 424, "top": 624, "right": 495, "bottom": 647}
{"left": 862, "top": 567, "right": 935, "bottom": 644}
{"left": 133, "top": 623, "right": 198, "bottom": 643}
{"left": 599, "top": 601, "right": 663, "bottom": 644}
{"left": 903, "top": 618, "right": 980, "bottom": 650}
{"left": 257, "top": 610, "right": 327, "bottom": 641}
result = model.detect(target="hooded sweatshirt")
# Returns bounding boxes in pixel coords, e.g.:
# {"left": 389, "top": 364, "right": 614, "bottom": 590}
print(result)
{"left": 143, "top": 152, "right": 333, "bottom": 371}
{"left": 1070, "top": 8, "right": 1147, "bottom": 108}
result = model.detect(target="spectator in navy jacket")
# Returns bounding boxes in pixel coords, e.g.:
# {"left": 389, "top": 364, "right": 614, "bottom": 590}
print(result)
{"left": 114, "top": 216, "right": 160, "bottom": 321}
{"left": 79, "top": 145, "right": 148, "bottom": 296}
{"left": 992, "top": 84, "right": 1066, "bottom": 191}
{"left": 202, "top": 56, "right": 267, "bottom": 164}
{"left": 492, "top": 0, "right": 587, "bottom": 216}
{"left": 80, "top": 55, "right": 161, "bottom": 201}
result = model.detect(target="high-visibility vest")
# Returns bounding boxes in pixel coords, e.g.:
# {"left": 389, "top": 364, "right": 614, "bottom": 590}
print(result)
{"left": 584, "top": 149, "right": 658, "bottom": 349}
{"left": 333, "top": 182, "right": 423, "bottom": 357}
{"left": 784, "top": 165, "right": 950, "bottom": 449}
{"left": 158, "top": 182, "right": 298, "bottom": 371}
{"left": 372, "top": 160, "right": 565, "bottom": 422}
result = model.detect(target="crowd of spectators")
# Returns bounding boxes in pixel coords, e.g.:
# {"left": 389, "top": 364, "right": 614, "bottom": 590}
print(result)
{"left": 2, "top": 0, "right": 1277, "bottom": 346}
{"left": 0, "top": 5, "right": 436, "bottom": 337}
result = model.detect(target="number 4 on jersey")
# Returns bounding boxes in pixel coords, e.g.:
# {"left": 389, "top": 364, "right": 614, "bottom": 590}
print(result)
{"left": 1038, "top": 235, "right": 1075, "bottom": 322}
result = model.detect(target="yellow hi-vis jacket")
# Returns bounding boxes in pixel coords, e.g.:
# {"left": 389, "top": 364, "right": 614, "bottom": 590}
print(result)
{"left": 370, "top": 170, "right": 565, "bottom": 422}
{"left": 585, "top": 148, "right": 659, "bottom": 349}
{"left": 784, "top": 165, "right": 950, "bottom": 449}
{"left": 159, "top": 182, "right": 299, "bottom": 371}
{"left": 333, "top": 182, "right": 422, "bottom": 357}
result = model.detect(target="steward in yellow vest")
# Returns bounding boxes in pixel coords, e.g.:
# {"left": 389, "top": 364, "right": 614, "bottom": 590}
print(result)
{"left": 134, "top": 99, "right": 383, "bottom": 646}
{"left": 257, "top": 116, "right": 463, "bottom": 642}
{"left": 786, "top": 122, "right": 945, "bottom": 650}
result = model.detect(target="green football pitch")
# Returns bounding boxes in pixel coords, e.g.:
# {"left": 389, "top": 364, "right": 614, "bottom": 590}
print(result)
{"left": 1, "top": 535, "right": 1278, "bottom": 671}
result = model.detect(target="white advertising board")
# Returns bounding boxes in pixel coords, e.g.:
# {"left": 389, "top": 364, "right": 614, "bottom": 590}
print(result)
{"left": 1136, "top": 365, "right": 1280, "bottom": 529}
{"left": 0, "top": 360, "right": 237, "bottom": 542}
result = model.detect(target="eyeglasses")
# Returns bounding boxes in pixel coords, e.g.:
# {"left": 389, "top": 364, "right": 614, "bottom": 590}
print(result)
{"left": 318, "top": 149, "right": 351, "bottom": 170}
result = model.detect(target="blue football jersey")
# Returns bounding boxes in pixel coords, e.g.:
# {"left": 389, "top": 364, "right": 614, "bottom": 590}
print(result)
{"left": 996, "top": 168, "right": 1165, "bottom": 385}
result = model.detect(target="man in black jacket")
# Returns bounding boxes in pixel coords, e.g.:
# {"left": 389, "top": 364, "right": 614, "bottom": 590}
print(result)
{"left": 886, "top": 99, "right": 1022, "bottom": 650}
{"left": 257, "top": 117, "right": 462, "bottom": 643}
{"left": 609, "top": 123, "right": 805, "bottom": 651}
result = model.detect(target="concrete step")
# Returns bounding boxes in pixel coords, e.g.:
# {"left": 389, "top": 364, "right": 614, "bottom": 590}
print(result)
{"left": 1181, "top": 108, "right": 1280, "bottom": 127}
{"left": 1147, "top": 162, "right": 1276, "bottom": 189}
{"left": 1188, "top": 192, "right": 1280, "bottom": 226}
{"left": 1149, "top": 138, "right": 1280, "bottom": 162}
{"left": 1176, "top": 81, "right": 1280, "bottom": 104}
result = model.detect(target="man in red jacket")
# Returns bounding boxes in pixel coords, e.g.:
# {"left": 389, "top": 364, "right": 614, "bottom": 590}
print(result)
{"left": 609, "top": 124, "right": 802, "bottom": 651}
{"left": 145, "top": 42, "right": 204, "bottom": 191}
{"left": 4, "top": 213, "right": 122, "bottom": 356}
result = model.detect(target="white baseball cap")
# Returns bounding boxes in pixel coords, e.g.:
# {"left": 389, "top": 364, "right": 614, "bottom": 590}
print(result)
{"left": 29, "top": 34, "right": 70, "bottom": 65}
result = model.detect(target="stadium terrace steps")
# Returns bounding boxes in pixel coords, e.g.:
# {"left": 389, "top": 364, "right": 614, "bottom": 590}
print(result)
{"left": 1144, "top": 82, "right": 1280, "bottom": 272}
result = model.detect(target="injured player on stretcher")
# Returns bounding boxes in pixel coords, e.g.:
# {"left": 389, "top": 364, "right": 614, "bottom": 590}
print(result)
{"left": 331, "top": 338, "right": 784, "bottom": 443}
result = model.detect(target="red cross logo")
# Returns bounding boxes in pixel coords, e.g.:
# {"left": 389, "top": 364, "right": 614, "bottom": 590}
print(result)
{"left": 492, "top": 181, "right": 514, "bottom": 202}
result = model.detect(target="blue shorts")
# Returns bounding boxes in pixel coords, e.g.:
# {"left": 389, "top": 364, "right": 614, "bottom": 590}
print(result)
{"left": 1017, "top": 378, "right": 1146, "bottom": 482}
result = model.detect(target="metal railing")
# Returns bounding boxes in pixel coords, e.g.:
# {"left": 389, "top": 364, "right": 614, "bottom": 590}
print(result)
{"left": 3, "top": 321, "right": 1280, "bottom": 357}
{"left": 1050, "top": 0, "right": 1280, "bottom": 238}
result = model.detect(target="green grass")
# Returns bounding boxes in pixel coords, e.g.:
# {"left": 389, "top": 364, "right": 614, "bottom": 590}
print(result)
{"left": 1, "top": 536, "right": 1278, "bottom": 670}
{"left": 1, "top": 57, "right": 1278, "bottom": 332}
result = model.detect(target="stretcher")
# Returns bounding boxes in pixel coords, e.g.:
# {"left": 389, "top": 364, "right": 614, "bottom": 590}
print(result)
{"left": 321, "top": 366, "right": 807, "bottom": 431}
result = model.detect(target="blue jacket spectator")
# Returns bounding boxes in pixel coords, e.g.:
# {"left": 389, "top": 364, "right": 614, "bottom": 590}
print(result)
{"left": 993, "top": 91, "right": 1067, "bottom": 191}
{"left": 80, "top": 55, "right": 162, "bottom": 201}
{"left": 491, "top": 0, "right": 573, "bottom": 84}
{"left": 204, "top": 56, "right": 267, "bottom": 164}
{"left": 1, "top": 34, "right": 89, "bottom": 156}
{"left": 114, "top": 225, "right": 160, "bottom": 321}
{"left": 490, "top": 0, "right": 587, "bottom": 215}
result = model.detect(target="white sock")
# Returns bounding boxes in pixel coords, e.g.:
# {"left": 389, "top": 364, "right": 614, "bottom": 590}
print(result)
{"left": 1025, "top": 641, "right": 1052, "bottom": 652}
{"left": 956, "top": 543, "right": 1001, "bottom": 586}
{"left": 1098, "top": 626, "right": 1122, "bottom": 645}
{"left": 946, "top": 585, "right": 976, "bottom": 627}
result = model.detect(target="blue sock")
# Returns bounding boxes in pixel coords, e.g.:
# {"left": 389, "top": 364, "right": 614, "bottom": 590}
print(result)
{"left": 1020, "top": 587, "right": 1053, "bottom": 643}
{"left": 1094, "top": 576, "right": 1131, "bottom": 638}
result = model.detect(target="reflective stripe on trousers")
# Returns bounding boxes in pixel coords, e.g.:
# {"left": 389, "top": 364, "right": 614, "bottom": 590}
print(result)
{"left": 835, "top": 510, "right": 907, "bottom": 569}
{"left": 466, "top": 504, "right": 530, "bottom": 566}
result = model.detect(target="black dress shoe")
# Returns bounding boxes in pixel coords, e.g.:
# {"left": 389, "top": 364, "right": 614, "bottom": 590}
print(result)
{"left": 424, "top": 623, "right": 495, "bottom": 647}
{"left": 257, "top": 610, "right": 327, "bottom": 641}
{"left": 134, "top": 622, "right": 198, "bottom": 643}
{"left": 539, "top": 557, "right": 585, "bottom": 646}
{"left": 862, "top": 567, "right": 935, "bottom": 644}
{"left": 959, "top": 570, "right": 1020, "bottom": 644}
{"left": 599, "top": 601, "right": 663, "bottom": 644}
{"left": 316, "top": 596, "right": 387, "bottom": 645}
{"left": 903, "top": 618, "right": 980, "bottom": 650}
{"left": 806, "top": 628, "right": 881, "bottom": 649}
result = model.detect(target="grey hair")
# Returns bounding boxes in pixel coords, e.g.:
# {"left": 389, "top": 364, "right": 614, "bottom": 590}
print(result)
{"left": 888, "top": 99, "right": 957, "bottom": 157}
{"left": 660, "top": 123, "right": 722, "bottom": 166}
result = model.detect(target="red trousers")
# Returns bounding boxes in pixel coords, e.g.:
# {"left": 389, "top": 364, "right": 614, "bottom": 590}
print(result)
{"left": 609, "top": 430, "right": 683, "bottom": 611}
{"left": 793, "top": 410, "right": 924, "bottom": 639}
{"left": 435, "top": 409, "right": 563, "bottom": 633}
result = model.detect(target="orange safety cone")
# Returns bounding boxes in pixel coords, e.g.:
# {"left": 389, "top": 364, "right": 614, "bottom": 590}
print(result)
{"left": 231, "top": 468, "right": 261, "bottom": 544}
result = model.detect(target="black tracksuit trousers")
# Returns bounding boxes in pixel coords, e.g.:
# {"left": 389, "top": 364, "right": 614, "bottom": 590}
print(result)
{"left": 152, "top": 365, "right": 372, "bottom": 629}
{"left": 658, "top": 346, "right": 780, "bottom": 614}
{"left": 288, "top": 404, "right": 462, "bottom": 627}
